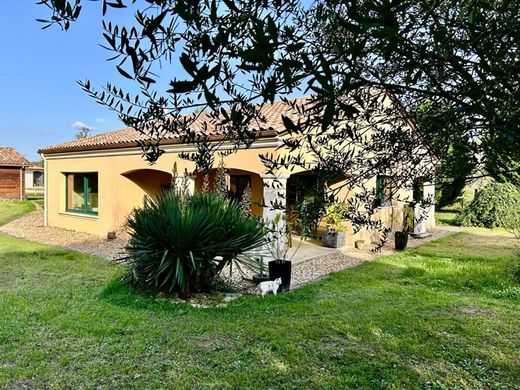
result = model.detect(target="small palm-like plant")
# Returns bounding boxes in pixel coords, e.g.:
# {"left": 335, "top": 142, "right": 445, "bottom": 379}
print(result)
{"left": 125, "top": 190, "right": 266, "bottom": 297}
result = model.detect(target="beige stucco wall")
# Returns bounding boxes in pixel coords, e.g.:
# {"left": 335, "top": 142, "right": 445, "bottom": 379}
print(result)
{"left": 43, "top": 142, "right": 278, "bottom": 237}
{"left": 314, "top": 174, "right": 436, "bottom": 247}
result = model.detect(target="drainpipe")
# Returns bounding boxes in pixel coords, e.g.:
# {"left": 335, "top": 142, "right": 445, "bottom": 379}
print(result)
{"left": 19, "top": 167, "right": 23, "bottom": 200}
{"left": 42, "top": 153, "right": 48, "bottom": 227}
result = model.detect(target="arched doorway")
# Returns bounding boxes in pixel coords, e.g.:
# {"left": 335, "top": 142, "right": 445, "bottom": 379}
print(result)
{"left": 194, "top": 168, "right": 264, "bottom": 217}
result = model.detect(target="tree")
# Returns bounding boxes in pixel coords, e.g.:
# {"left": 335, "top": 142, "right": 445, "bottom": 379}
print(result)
{"left": 37, "top": 1, "right": 519, "bottom": 165}
{"left": 37, "top": 0, "right": 519, "bottom": 246}
{"left": 75, "top": 125, "right": 91, "bottom": 140}
{"left": 415, "top": 101, "right": 478, "bottom": 208}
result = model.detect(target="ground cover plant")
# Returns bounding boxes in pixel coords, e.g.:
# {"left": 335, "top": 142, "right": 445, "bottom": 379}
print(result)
{"left": 0, "top": 201, "right": 519, "bottom": 388}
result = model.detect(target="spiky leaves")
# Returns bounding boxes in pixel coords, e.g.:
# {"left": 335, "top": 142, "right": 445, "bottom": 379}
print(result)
{"left": 125, "top": 191, "right": 266, "bottom": 297}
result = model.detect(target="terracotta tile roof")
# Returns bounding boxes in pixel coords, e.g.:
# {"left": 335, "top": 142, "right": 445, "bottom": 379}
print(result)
{"left": 39, "top": 97, "right": 308, "bottom": 154}
{"left": 0, "top": 147, "right": 30, "bottom": 167}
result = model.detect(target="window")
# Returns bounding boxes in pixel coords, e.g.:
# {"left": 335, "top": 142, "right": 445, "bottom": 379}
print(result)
{"left": 229, "top": 175, "right": 251, "bottom": 201}
{"left": 33, "top": 171, "right": 44, "bottom": 187}
{"left": 376, "top": 175, "right": 392, "bottom": 207}
{"left": 66, "top": 173, "right": 98, "bottom": 215}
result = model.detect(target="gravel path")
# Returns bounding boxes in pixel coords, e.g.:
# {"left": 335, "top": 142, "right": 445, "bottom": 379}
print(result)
{"left": 0, "top": 211, "right": 127, "bottom": 260}
{"left": 1, "top": 210, "right": 459, "bottom": 290}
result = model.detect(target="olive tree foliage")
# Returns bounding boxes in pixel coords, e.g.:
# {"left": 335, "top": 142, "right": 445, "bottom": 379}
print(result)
{"left": 37, "top": 0, "right": 519, "bottom": 242}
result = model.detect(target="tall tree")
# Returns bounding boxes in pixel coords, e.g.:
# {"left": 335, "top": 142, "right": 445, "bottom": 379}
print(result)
{"left": 415, "top": 101, "right": 478, "bottom": 207}
{"left": 75, "top": 125, "right": 91, "bottom": 140}
{"left": 37, "top": 0, "right": 519, "bottom": 171}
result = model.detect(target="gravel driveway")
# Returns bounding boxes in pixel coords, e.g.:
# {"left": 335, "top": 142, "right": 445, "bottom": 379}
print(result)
{"left": 0, "top": 210, "right": 127, "bottom": 260}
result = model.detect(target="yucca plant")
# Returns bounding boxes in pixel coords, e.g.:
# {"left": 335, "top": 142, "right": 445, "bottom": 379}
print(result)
{"left": 124, "top": 190, "right": 266, "bottom": 297}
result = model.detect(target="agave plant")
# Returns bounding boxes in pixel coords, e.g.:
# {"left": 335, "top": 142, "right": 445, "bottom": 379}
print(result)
{"left": 125, "top": 190, "right": 266, "bottom": 297}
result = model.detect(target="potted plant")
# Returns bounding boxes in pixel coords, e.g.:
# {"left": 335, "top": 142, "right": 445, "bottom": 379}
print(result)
{"left": 265, "top": 213, "right": 295, "bottom": 293}
{"left": 394, "top": 204, "right": 414, "bottom": 250}
{"left": 322, "top": 203, "right": 347, "bottom": 248}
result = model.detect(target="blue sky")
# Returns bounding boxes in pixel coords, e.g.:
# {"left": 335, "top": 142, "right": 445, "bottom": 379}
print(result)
{"left": 0, "top": 2, "right": 306, "bottom": 162}
{"left": 0, "top": 1, "right": 138, "bottom": 161}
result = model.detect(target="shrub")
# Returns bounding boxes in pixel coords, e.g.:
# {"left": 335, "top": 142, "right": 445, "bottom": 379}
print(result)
{"left": 125, "top": 191, "right": 266, "bottom": 297}
{"left": 324, "top": 203, "right": 348, "bottom": 232}
{"left": 455, "top": 182, "right": 520, "bottom": 228}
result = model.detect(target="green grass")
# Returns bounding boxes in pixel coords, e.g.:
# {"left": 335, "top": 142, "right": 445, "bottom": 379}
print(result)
{"left": 436, "top": 209, "right": 512, "bottom": 236}
{"left": 436, "top": 209, "right": 460, "bottom": 226}
{"left": 0, "top": 200, "right": 35, "bottom": 226}
{"left": 25, "top": 193, "right": 45, "bottom": 208}
{"left": 0, "top": 233, "right": 519, "bottom": 388}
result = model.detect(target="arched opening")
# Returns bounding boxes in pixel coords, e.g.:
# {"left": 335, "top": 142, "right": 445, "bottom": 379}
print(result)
{"left": 286, "top": 172, "right": 327, "bottom": 238}
{"left": 122, "top": 169, "right": 173, "bottom": 199}
{"left": 194, "top": 168, "right": 264, "bottom": 217}
{"left": 286, "top": 171, "right": 349, "bottom": 239}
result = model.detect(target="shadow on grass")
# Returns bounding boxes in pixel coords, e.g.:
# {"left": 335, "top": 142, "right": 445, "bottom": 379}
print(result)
{"left": 97, "top": 269, "right": 337, "bottom": 319}
{"left": 97, "top": 259, "right": 462, "bottom": 317}
{"left": 98, "top": 278, "right": 193, "bottom": 315}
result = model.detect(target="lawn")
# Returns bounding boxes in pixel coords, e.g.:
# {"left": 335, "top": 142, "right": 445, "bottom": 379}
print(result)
{"left": 435, "top": 209, "right": 460, "bottom": 226}
{"left": 0, "top": 205, "right": 519, "bottom": 388}
{"left": 0, "top": 200, "right": 35, "bottom": 226}
{"left": 25, "top": 193, "right": 44, "bottom": 208}
{"left": 436, "top": 209, "right": 512, "bottom": 236}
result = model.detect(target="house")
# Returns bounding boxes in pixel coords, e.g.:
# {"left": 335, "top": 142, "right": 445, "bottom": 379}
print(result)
{"left": 38, "top": 97, "right": 435, "bottom": 245}
{"left": 0, "top": 147, "right": 30, "bottom": 200}
{"left": 25, "top": 164, "right": 45, "bottom": 196}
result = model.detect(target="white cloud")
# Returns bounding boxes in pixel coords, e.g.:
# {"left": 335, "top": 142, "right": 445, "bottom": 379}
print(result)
{"left": 72, "top": 121, "right": 92, "bottom": 130}
{"left": 95, "top": 118, "right": 106, "bottom": 124}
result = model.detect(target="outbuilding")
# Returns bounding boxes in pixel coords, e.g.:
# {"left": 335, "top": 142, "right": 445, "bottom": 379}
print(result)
{"left": 0, "top": 147, "right": 30, "bottom": 200}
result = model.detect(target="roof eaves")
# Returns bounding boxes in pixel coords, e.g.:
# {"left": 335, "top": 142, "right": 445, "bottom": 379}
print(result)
{"left": 38, "top": 130, "right": 279, "bottom": 155}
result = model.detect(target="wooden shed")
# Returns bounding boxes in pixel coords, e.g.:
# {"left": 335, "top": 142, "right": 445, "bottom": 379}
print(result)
{"left": 0, "top": 147, "right": 30, "bottom": 200}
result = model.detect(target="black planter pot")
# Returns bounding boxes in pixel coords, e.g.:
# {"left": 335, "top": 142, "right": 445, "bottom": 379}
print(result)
{"left": 322, "top": 229, "right": 346, "bottom": 248}
{"left": 394, "top": 231, "right": 409, "bottom": 250}
{"left": 268, "top": 260, "right": 292, "bottom": 293}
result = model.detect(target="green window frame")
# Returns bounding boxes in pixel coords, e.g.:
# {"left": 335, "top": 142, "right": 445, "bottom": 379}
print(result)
{"left": 65, "top": 173, "right": 99, "bottom": 215}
